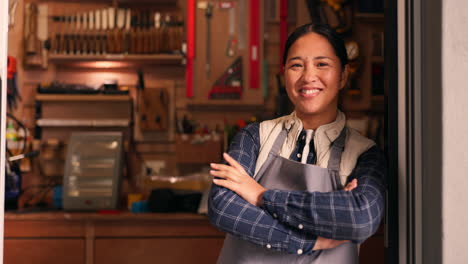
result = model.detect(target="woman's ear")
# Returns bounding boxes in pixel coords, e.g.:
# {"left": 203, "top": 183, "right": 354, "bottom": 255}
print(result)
{"left": 339, "top": 64, "right": 350, "bottom": 90}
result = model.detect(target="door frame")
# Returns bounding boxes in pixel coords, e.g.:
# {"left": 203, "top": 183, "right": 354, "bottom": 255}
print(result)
{"left": 0, "top": 0, "right": 10, "bottom": 263}
{"left": 391, "top": 0, "right": 443, "bottom": 263}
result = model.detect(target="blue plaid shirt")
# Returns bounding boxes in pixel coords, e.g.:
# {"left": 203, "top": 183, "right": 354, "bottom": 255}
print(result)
{"left": 208, "top": 122, "right": 387, "bottom": 255}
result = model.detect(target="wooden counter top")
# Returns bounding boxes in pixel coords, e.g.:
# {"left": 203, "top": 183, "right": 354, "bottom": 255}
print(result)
{"left": 5, "top": 211, "right": 210, "bottom": 222}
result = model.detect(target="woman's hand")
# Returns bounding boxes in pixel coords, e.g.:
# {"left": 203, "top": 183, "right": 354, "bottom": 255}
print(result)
{"left": 313, "top": 179, "right": 358, "bottom": 250}
{"left": 210, "top": 153, "right": 266, "bottom": 207}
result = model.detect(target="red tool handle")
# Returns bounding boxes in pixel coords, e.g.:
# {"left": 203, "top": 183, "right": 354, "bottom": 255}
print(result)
{"left": 186, "top": 0, "right": 196, "bottom": 98}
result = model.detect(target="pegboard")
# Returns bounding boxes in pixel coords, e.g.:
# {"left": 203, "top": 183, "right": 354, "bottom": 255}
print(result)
{"left": 191, "top": 0, "right": 264, "bottom": 105}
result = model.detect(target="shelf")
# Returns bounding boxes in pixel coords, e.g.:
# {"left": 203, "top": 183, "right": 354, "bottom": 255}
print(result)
{"left": 48, "top": 54, "right": 184, "bottom": 68}
{"left": 36, "top": 94, "right": 131, "bottom": 102}
{"left": 36, "top": 118, "right": 130, "bottom": 127}
{"left": 187, "top": 101, "right": 264, "bottom": 112}
{"left": 37, "top": 0, "right": 177, "bottom": 4}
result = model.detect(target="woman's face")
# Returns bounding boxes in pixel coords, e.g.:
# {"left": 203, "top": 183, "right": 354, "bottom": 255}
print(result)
{"left": 284, "top": 32, "right": 348, "bottom": 120}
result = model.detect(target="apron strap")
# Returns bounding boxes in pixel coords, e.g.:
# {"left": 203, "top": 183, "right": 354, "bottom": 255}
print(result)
{"left": 327, "top": 127, "right": 347, "bottom": 171}
{"left": 253, "top": 127, "right": 288, "bottom": 181}
{"left": 269, "top": 129, "right": 288, "bottom": 155}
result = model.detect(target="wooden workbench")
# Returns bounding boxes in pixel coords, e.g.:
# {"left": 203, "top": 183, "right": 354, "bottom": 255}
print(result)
{"left": 4, "top": 212, "right": 225, "bottom": 264}
{"left": 4, "top": 211, "right": 384, "bottom": 264}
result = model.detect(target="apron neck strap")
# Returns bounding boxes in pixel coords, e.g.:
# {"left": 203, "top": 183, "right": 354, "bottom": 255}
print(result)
{"left": 269, "top": 128, "right": 288, "bottom": 155}
{"left": 327, "top": 127, "right": 347, "bottom": 171}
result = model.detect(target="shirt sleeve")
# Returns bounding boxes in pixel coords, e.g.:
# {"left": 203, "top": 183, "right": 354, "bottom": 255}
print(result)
{"left": 208, "top": 123, "right": 318, "bottom": 255}
{"left": 262, "top": 145, "right": 387, "bottom": 243}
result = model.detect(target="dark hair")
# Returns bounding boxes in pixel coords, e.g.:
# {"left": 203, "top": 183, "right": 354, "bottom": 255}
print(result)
{"left": 282, "top": 23, "right": 348, "bottom": 70}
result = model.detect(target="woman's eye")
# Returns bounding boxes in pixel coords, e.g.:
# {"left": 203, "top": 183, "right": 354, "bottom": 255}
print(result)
{"left": 317, "top": 62, "right": 329, "bottom": 67}
{"left": 290, "top": 63, "right": 302, "bottom": 68}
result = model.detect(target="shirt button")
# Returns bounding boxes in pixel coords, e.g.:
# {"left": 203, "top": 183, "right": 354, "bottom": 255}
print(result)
{"left": 297, "top": 249, "right": 303, "bottom": 255}
{"left": 302, "top": 135, "right": 306, "bottom": 140}
{"left": 297, "top": 153, "right": 302, "bottom": 158}
{"left": 266, "top": 244, "right": 272, "bottom": 249}
{"left": 298, "top": 224, "right": 303, "bottom": 230}
{"left": 273, "top": 213, "right": 278, "bottom": 219}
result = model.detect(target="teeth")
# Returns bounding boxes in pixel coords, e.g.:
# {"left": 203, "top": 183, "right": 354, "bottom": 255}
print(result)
{"left": 301, "top": 89, "right": 321, "bottom": 95}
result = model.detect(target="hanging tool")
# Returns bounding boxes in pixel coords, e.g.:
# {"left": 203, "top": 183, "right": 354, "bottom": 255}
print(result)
{"left": 152, "top": 12, "right": 161, "bottom": 54}
{"left": 95, "top": 9, "right": 102, "bottom": 54}
{"left": 186, "top": 0, "right": 196, "bottom": 98}
{"left": 102, "top": 9, "right": 108, "bottom": 54}
{"left": 249, "top": 0, "right": 260, "bottom": 89}
{"left": 37, "top": 4, "right": 48, "bottom": 67}
{"left": 238, "top": 0, "right": 246, "bottom": 50}
{"left": 7, "top": 56, "right": 20, "bottom": 110}
{"left": 205, "top": 2, "right": 213, "bottom": 78}
{"left": 68, "top": 14, "right": 76, "bottom": 54}
{"left": 124, "top": 9, "right": 131, "bottom": 54}
{"left": 9, "top": 0, "right": 18, "bottom": 28}
{"left": 82, "top": 12, "right": 89, "bottom": 54}
{"left": 107, "top": 7, "right": 116, "bottom": 53}
{"left": 208, "top": 56, "right": 243, "bottom": 99}
{"left": 88, "top": 10, "right": 96, "bottom": 54}
{"left": 116, "top": 8, "right": 126, "bottom": 54}
{"left": 75, "top": 13, "right": 82, "bottom": 54}
{"left": 221, "top": 2, "right": 237, "bottom": 57}
{"left": 25, "top": 3, "right": 41, "bottom": 56}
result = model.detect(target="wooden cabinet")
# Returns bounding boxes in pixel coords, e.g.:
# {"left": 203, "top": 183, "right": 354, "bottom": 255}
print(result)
{"left": 5, "top": 239, "right": 85, "bottom": 264}
{"left": 95, "top": 238, "right": 223, "bottom": 264}
{"left": 4, "top": 212, "right": 225, "bottom": 264}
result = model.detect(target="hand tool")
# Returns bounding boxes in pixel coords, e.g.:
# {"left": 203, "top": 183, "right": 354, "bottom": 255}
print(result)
{"left": 151, "top": 12, "right": 161, "bottom": 54}
{"left": 225, "top": 3, "right": 237, "bottom": 57}
{"left": 59, "top": 14, "right": 68, "bottom": 54}
{"left": 136, "top": 11, "right": 144, "bottom": 54}
{"left": 129, "top": 9, "right": 137, "bottom": 54}
{"left": 95, "top": 9, "right": 102, "bottom": 54}
{"left": 75, "top": 13, "right": 82, "bottom": 54}
{"left": 186, "top": 0, "right": 195, "bottom": 98}
{"left": 107, "top": 7, "right": 115, "bottom": 53}
{"left": 249, "top": 0, "right": 260, "bottom": 89}
{"left": 205, "top": 3, "right": 213, "bottom": 78}
{"left": 82, "top": 12, "right": 89, "bottom": 54}
{"left": 89, "top": 10, "right": 96, "bottom": 54}
{"left": 124, "top": 8, "right": 131, "bottom": 54}
{"left": 238, "top": 0, "right": 246, "bottom": 50}
{"left": 116, "top": 8, "right": 126, "bottom": 53}
{"left": 8, "top": 0, "right": 18, "bottom": 28}
{"left": 208, "top": 56, "right": 243, "bottom": 99}
{"left": 68, "top": 15, "right": 75, "bottom": 54}
{"left": 102, "top": 9, "right": 108, "bottom": 54}
{"left": 37, "top": 4, "right": 48, "bottom": 67}
{"left": 25, "top": 3, "right": 41, "bottom": 55}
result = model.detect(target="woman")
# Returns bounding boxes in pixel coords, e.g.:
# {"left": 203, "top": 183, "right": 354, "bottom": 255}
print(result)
{"left": 208, "top": 23, "right": 386, "bottom": 263}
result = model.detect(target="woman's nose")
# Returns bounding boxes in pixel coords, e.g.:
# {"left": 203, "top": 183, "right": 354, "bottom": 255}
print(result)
{"left": 302, "top": 66, "right": 318, "bottom": 83}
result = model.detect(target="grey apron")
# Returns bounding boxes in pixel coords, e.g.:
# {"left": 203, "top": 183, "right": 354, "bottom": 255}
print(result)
{"left": 217, "top": 127, "right": 358, "bottom": 264}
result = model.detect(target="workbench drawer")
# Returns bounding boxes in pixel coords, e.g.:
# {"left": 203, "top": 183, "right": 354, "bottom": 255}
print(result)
{"left": 4, "top": 239, "right": 85, "bottom": 264}
{"left": 95, "top": 238, "right": 224, "bottom": 264}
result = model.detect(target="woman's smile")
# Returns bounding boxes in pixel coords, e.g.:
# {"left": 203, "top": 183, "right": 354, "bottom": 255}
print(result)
{"left": 298, "top": 87, "right": 323, "bottom": 97}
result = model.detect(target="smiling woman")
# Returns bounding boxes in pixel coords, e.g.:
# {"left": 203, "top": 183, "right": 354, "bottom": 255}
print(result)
{"left": 208, "top": 23, "right": 387, "bottom": 264}
{"left": 283, "top": 25, "right": 349, "bottom": 130}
